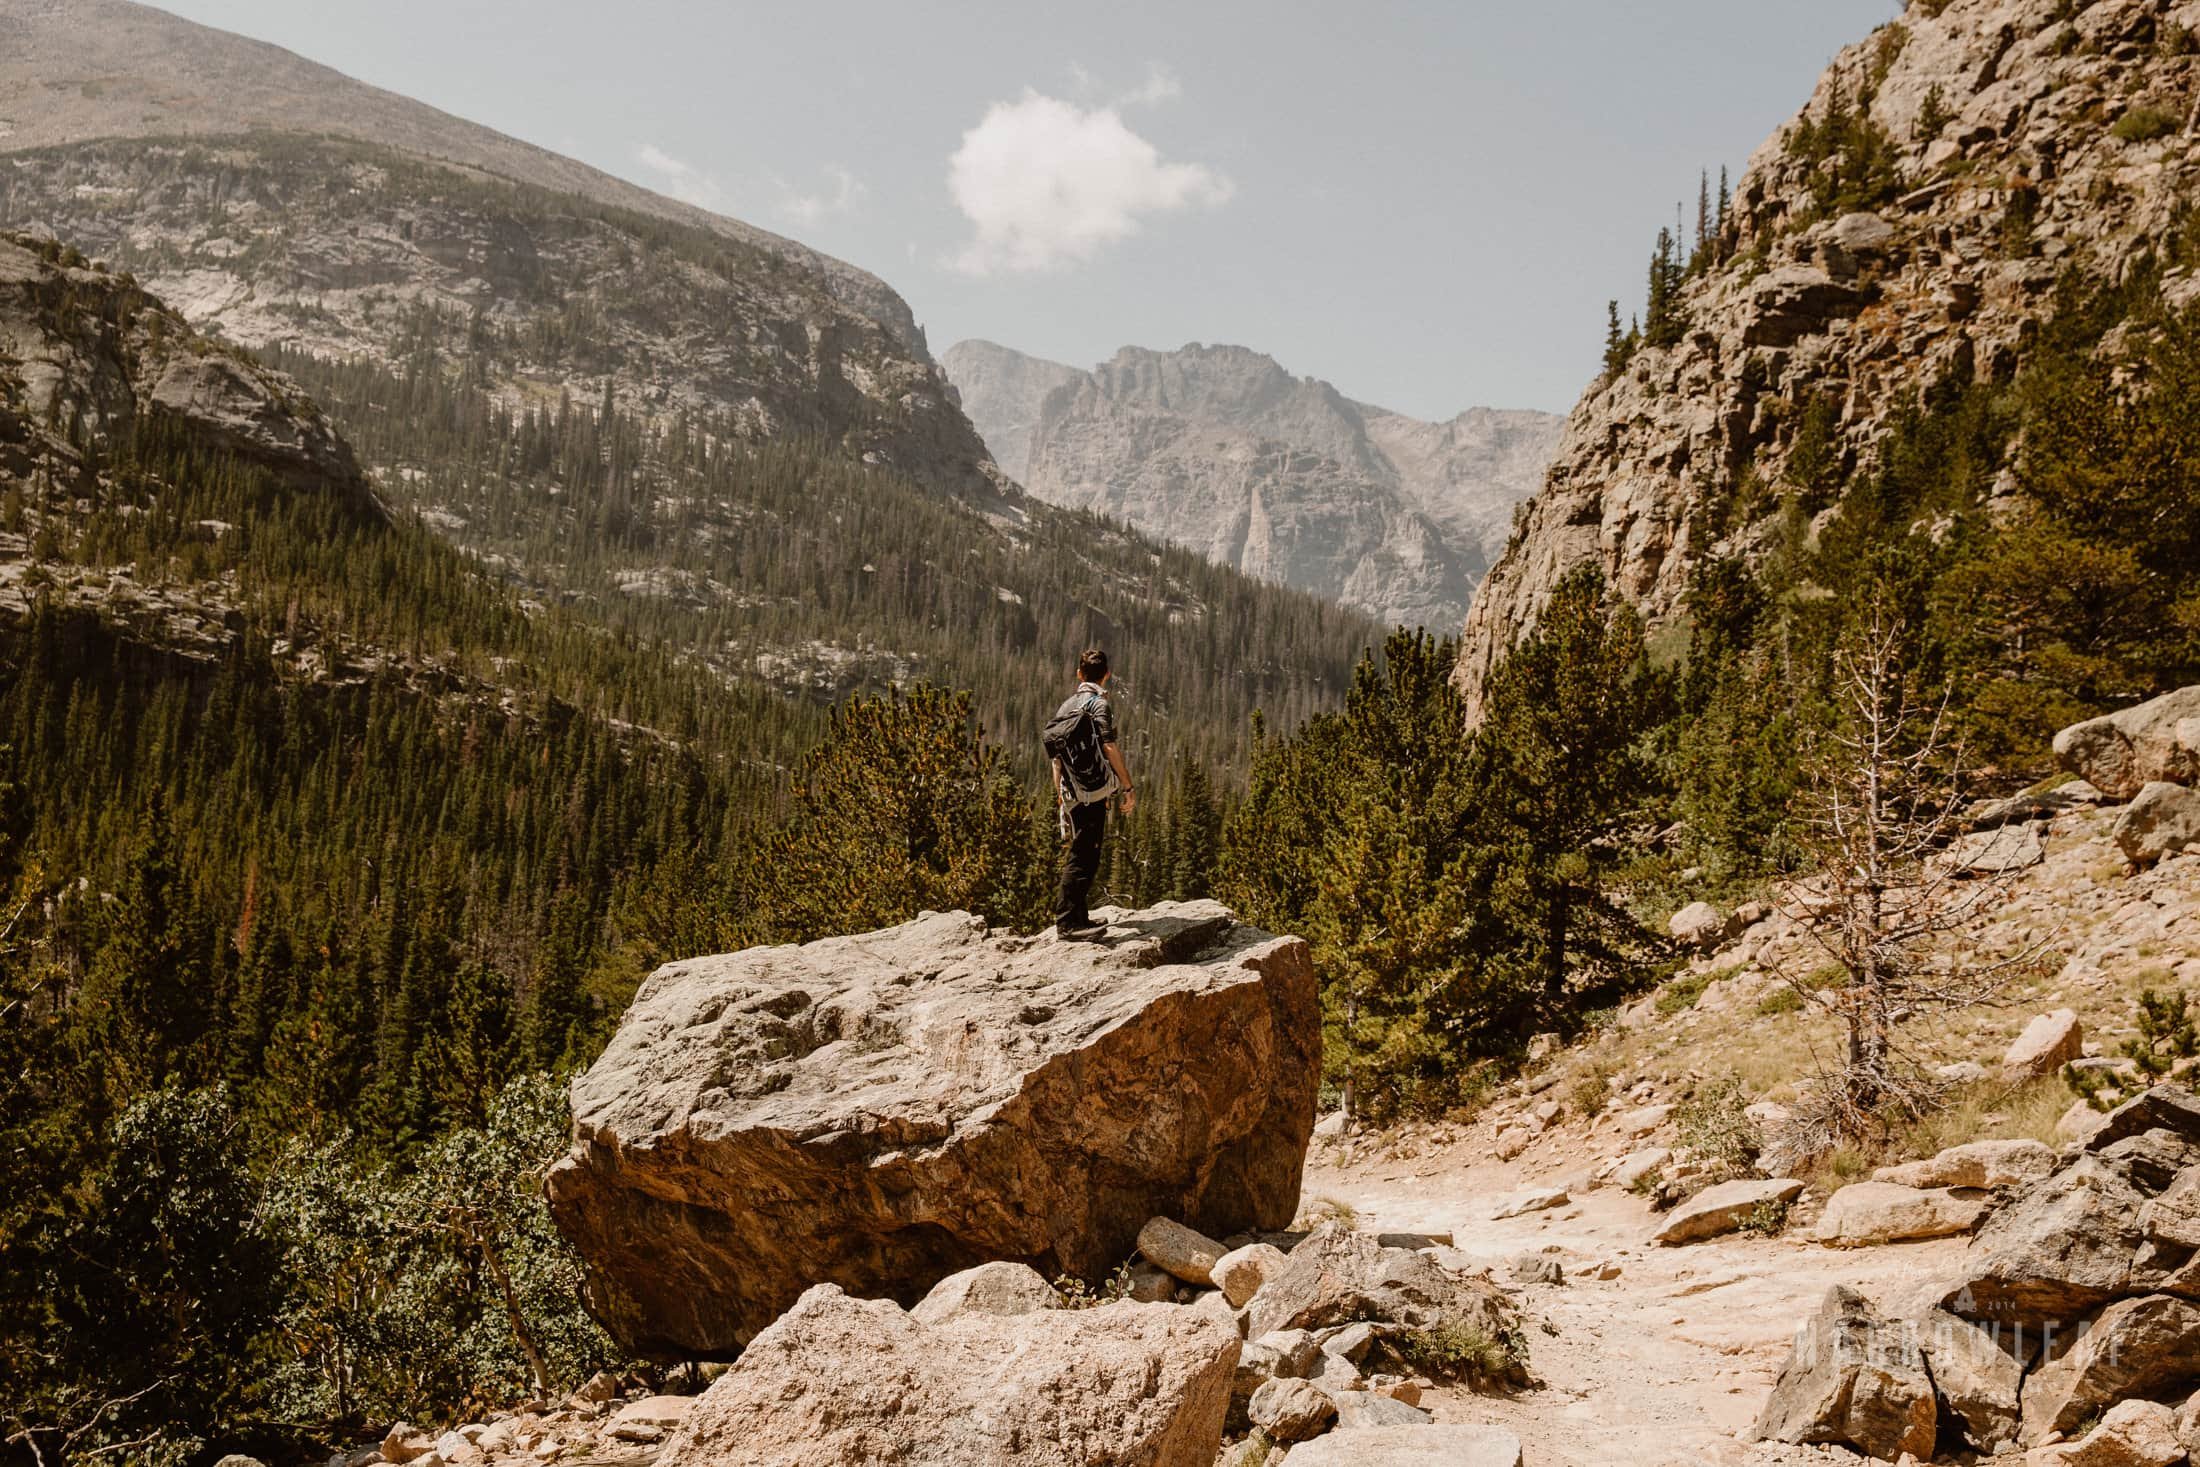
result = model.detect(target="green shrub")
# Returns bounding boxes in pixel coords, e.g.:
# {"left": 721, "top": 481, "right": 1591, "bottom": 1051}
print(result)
{"left": 2112, "top": 106, "right": 2179, "bottom": 144}
{"left": 1757, "top": 986, "right": 1804, "bottom": 1017}
{"left": 1676, "top": 1076, "right": 1763, "bottom": 1178}
{"left": 1392, "top": 1322, "right": 1529, "bottom": 1384}
{"left": 1658, "top": 971, "right": 1713, "bottom": 1016}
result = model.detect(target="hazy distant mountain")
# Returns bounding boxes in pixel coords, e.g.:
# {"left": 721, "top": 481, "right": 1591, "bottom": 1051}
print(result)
{"left": 943, "top": 339, "right": 1560, "bottom": 629}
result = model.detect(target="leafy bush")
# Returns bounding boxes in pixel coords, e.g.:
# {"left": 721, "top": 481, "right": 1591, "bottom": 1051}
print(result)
{"left": 1675, "top": 1077, "right": 1763, "bottom": 1179}
{"left": 2112, "top": 106, "right": 2179, "bottom": 144}
{"left": 1391, "top": 1322, "right": 1529, "bottom": 1385}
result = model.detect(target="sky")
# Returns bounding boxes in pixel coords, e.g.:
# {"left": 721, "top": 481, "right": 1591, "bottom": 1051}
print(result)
{"left": 158, "top": 0, "right": 1896, "bottom": 419}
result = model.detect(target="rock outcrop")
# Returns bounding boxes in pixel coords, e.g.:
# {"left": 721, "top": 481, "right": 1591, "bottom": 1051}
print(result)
{"left": 1753, "top": 1285, "right": 1938, "bottom": 1461}
{"left": 547, "top": 901, "right": 1320, "bottom": 1356}
{"left": 653, "top": 1283, "right": 1239, "bottom": 1467}
{"left": 2056, "top": 686, "right": 2200, "bottom": 800}
{"left": 943, "top": 340, "right": 1560, "bottom": 628}
{"left": 1457, "top": 0, "right": 2200, "bottom": 715}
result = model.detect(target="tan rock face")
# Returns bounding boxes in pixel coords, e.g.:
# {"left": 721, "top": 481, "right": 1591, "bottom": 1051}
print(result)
{"left": 2055, "top": 687, "right": 2200, "bottom": 800}
{"left": 1941, "top": 1154, "right": 2148, "bottom": 1327}
{"left": 547, "top": 902, "right": 1320, "bottom": 1356}
{"left": 1651, "top": 1177, "right": 1805, "bottom": 1246}
{"left": 1457, "top": 0, "right": 2200, "bottom": 715}
{"left": 1814, "top": 1181, "right": 1991, "bottom": 1246}
{"left": 1912, "top": 1307, "right": 2024, "bottom": 1452}
{"left": 2115, "top": 783, "right": 2200, "bottom": 866}
{"left": 1753, "top": 1285, "right": 1937, "bottom": 1462}
{"left": 2045, "top": 1399, "right": 2186, "bottom": 1467}
{"left": 2020, "top": 1294, "right": 2200, "bottom": 1439}
{"left": 1240, "top": 1224, "right": 1517, "bottom": 1346}
{"left": 2005, "top": 1009, "right": 2085, "bottom": 1078}
{"left": 1874, "top": 1138, "right": 2057, "bottom": 1191}
{"left": 1280, "top": 1425, "right": 1525, "bottom": 1467}
{"left": 908, "top": 1261, "right": 1062, "bottom": 1326}
{"left": 654, "top": 1284, "right": 1239, "bottom": 1467}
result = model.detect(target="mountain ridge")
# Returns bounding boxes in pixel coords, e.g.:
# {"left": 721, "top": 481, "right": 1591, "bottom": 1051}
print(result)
{"left": 943, "top": 337, "right": 1560, "bottom": 630}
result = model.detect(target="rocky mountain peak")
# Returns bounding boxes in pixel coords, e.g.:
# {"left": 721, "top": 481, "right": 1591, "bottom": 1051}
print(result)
{"left": 944, "top": 338, "right": 1561, "bottom": 629}
{"left": 1455, "top": 0, "right": 2200, "bottom": 717}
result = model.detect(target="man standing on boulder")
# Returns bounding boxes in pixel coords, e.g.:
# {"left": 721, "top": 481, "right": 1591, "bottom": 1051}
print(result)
{"left": 1044, "top": 648, "right": 1136, "bottom": 938}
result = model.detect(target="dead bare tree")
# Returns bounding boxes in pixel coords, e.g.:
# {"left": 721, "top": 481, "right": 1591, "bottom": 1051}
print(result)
{"left": 1772, "top": 612, "right": 2048, "bottom": 1149}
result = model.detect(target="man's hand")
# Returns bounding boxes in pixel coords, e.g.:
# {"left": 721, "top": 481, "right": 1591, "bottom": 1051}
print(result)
{"left": 1120, "top": 787, "right": 1138, "bottom": 815}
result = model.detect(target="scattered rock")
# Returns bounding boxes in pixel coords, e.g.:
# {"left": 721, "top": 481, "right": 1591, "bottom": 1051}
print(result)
{"left": 1620, "top": 1104, "right": 1673, "bottom": 1138}
{"left": 1332, "top": 1390, "right": 1434, "bottom": 1428}
{"left": 2004, "top": 1009, "right": 2085, "bottom": 1079}
{"left": 2087, "top": 1084, "right": 2200, "bottom": 1152}
{"left": 1141, "top": 1216, "right": 1228, "bottom": 1287}
{"left": 1937, "top": 1061, "right": 1990, "bottom": 1085}
{"left": 1652, "top": 1177, "right": 1805, "bottom": 1246}
{"left": 383, "top": 1424, "right": 434, "bottom": 1464}
{"left": 1752, "top": 1285, "right": 1936, "bottom": 1462}
{"left": 1489, "top": 1186, "right": 1568, "bottom": 1219}
{"left": 1492, "top": 1125, "right": 1532, "bottom": 1161}
{"left": 1213, "top": 1242, "right": 1290, "bottom": 1309}
{"left": 2042, "top": 1398, "right": 2185, "bottom": 1467}
{"left": 1874, "top": 1139, "right": 2057, "bottom": 1191}
{"left": 1252, "top": 1327, "right": 1326, "bottom": 1378}
{"left": 547, "top": 902, "right": 1318, "bottom": 1354}
{"left": 1127, "top": 1261, "right": 1179, "bottom": 1303}
{"left": 1247, "top": 1377, "right": 1337, "bottom": 1444}
{"left": 1832, "top": 211, "right": 1899, "bottom": 254}
{"left": 1948, "top": 824, "right": 2046, "bottom": 875}
{"left": 1607, "top": 1147, "right": 1670, "bottom": 1189}
{"left": 1505, "top": 1252, "right": 1564, "bottom": 1285}
{"left": 2020, "top": 1294, "right": 2200, "bottom": 1439}
{"left": 1281, "top": 1424, "right": 1525, "bottom": 1467}
{"left": 909, "top": 1260, "right": 1063, "bottom": 1325}
{"left": 2115, "top": 783, "right": 2200, "bottom": 866}
{"left": 1242, "top": 1224, "right": 1516, "bottom": 1347}
{"left": 1814, "top": 1182, "right": 1992, "bottom": 1246}
{"left": 655, "top": 1283, "right": 1237, "bottom": 1467}
{"left": 572, "top": 1370, "right": 620, "bottom": 1405}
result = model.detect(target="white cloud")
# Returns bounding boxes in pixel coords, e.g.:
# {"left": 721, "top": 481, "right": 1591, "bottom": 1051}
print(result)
{"left": 947, "top": 89, "right": 1231, "bottom": 276}
{"left": 779, "top": 165, "right": 866, "bottom": 228}
{"left": 1115, "top": 62, "right": 1182, "bottom": 108}
{"left": 635, "top": 143, "right": 725, "bottom": 210}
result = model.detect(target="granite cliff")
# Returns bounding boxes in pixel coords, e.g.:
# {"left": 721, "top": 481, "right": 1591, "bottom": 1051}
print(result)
{"left": 944, "top": 339, "right": 1560, "bottom": 630}
{"left": 1456, "top": 0, "right": 2200, "bottom": 717}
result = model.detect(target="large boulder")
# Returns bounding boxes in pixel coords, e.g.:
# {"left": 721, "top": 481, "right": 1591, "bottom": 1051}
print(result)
{"left": 2088, "top": 1084, "right": 2200, "bottom": 1153}
{"left": 547, "top": 902, "right": 1319, "bottom": 1355}
{"left": 1240, "top": 1224, "right": 1515, "bottom": 1348}
{"left": 2054, "top": 687, "right": 2200, "bottom": 800}
{"left": 654, "top": 1283, "right": 1238, "bottom": 1467}
{"left": 1814, "top": 1181, "right": 1990, "bottom": 1246}
{"left": 1752, "top": 1285, "right": 1937, "bottom": 1462}
{"left": 2044, "top": 1399, "right": 2186, "bottom": 1467}
{"left": 1281, "top": 1425, "right": 1525, "bottom": 1467}
{"left": 2114, "top": 783, "right": 2200, "bottom": 866}
{"left": 2019, "top": 1294, "right": 2200, "bottom": 1439}
{"left": 1940, "top": 1154, "right": 2149, "bottom": 1327}
{"left": 1669, "top": 901, "right": 1737, "bottom": 949}
{"left": 1651, "top": 1177, "right": 1805, "bottom": 1245}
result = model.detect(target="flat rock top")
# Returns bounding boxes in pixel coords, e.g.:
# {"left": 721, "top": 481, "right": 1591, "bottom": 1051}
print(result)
{"left": 570, "top": 901, "right": 1302, "bottom": 1149}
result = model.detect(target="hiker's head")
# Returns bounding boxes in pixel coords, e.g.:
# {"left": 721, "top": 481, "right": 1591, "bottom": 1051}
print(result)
{"left": 1078, "top": 647, "right": 1110, "bottom": 685}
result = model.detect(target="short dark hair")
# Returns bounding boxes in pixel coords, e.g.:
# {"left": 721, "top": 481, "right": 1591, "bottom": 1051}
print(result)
{"left": 1078, "top": 647, "right": 1109, "bottom": 682}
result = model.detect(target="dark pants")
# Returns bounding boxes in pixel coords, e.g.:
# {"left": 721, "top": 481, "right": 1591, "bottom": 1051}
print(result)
{"left": 1054, "top": 799, "right": 1108, "bottom": 926}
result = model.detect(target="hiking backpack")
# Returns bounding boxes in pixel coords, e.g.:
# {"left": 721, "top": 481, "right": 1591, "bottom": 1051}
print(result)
{"left": 1043, "top": 691, "right": 1114, "bottom": 804}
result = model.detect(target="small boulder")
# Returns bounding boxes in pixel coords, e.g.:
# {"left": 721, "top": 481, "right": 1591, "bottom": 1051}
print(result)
{"left": 1607, "top": 1147, "right": 1670, "bottom": 1189}
{"left": 1127, "top": 1261, "right": 1179, "bottom": 1303}
{"left": 1620, "top": 1104, "right": 1673, "bottom": 1138}
{"left": 1652, "top": 1177, "right": 1805, "bottom": 1246}
{"left": 1832, "top": 211, "right": 1898, "bottom": 254}
{"left": 1873, "top": 1139, "right": 2057, "bottom": 1191}
{"left": 382, "top": 1425, "right": 433, "bottom": 1464}
{"left": 1332, "top": 1391, "right": 1434, "bottom": 1428}
{"left": 1505, "top": 1252, "right": 1564, "bottom": 1285}
{"left": 1912, "top": 1307, "right": 2023, "bottom": 1452}
{"left": 2116, "top": 783, "right": 2200, "bottom": 865}
{"left": 1247, "top": 1377, "right": 1336, "bottom": 1444}
{"left": 1489, "top": 1186, "right": 1568, "bottom": 1219}
{"left": 2019, "top": 1294, "right": 2200, "bottom": 1439}
{"left": 1751, "top": 1285, "right": 1936, "bottom": 1462}
{"left": 1140, "top": 1215, "right": 1227, "bottom": 1287}
{"left": 1242, "top": 1224, "right": 1516, "bottom": 1347}
{"left": 655, "top": 1283, "right": 1237, "bottom": 1467}
{"left": 1281, "top": 1424, "right": 1525, "bottom": 1467}
{"left": 2040, "top": 1398, "right": 2185, "bottom": 1467}
{"left": 2004, "top": 1009, "right": 2084, "bottom": 1078}
{"left": 909, "top": 1260, "right": 1062, "bottom": 1325}
{"left": 1670, "top": 901, "right": 1736, "bottom": 949}
{"left": 1212, "top": 1242, "right": 1289, "bottom": 1309}
{"left": 1946, "top": 824, "right": 2045, "bottom": 875}
{"left": 1813, "top": 1182, "right": 1991, "bottom": 1246}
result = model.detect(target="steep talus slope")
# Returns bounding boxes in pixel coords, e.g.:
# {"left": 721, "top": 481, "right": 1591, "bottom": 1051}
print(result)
{"left": 944, "top": 339, "right": 1560, "bottom": 629}
{"left": 1456, "top": 0, "right": 2200, "bottom": 714}
{"left": 0, "top": 0, "right": 921, "bottom": 347}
